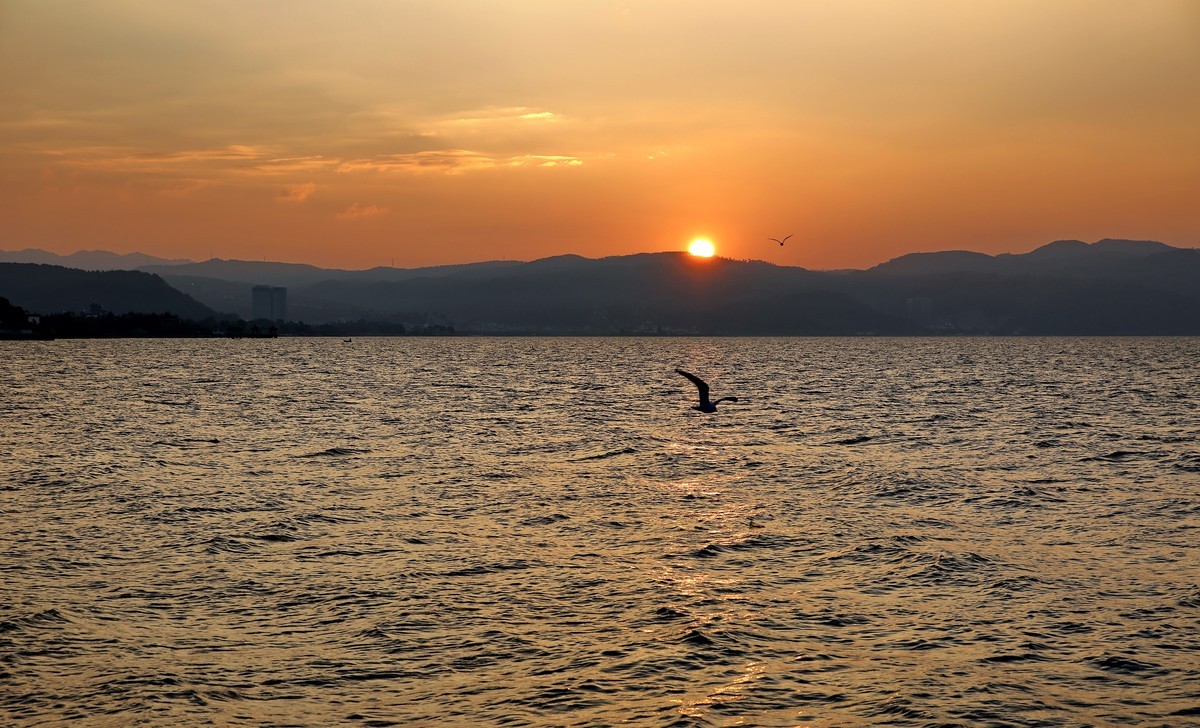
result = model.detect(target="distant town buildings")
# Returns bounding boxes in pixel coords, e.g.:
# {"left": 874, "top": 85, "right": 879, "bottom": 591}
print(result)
{"left": 251, "top": 285, "right": 288, "bottom": 321}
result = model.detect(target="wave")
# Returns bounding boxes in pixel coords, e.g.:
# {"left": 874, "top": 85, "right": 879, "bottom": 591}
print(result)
{"left": 297, "top": 447, "right": 371, "bottom": 457}
{"left": 1080, "top": 450, "right": 1162, "bottom": 462}
{"left": 829, "top": 435, "right": 872, "bottom": 445}
{"left": 570, "top": 446, "right": 638, "bottom": 461}
{"left": 0, "top": 608, "right": 71, "bottom": 633}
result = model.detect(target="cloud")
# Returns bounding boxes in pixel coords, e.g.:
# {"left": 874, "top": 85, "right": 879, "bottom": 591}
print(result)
{"left": 336, "top": 203, "right": 388, "bottom": 220}
{"left": 252, "top": 156, "right": 340, "bottom": 176}
{"left": 279, "top": 182, "right": 316, "bottom": 202}
{"left": 41, "top": 144, "right": 272, "bottom": 174}
{"left": 439, "top": 107, "right": 565, "bottom": 127}
{"left": 511, "top": 155, "right": 583, "bottom": 168}
{"left": 121, "top": 145, "right": 267, "bottom": 165}
{"left": 338, "top": 149, "right": 582, "bottom": 175}
{"left": 338, "top": 150, "right": 498, "bottom": 174}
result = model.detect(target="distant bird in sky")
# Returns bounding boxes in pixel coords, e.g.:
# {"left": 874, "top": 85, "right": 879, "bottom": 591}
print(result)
{"left": 769, "top": 234, "right": 792, "bottom": 246}
{"left": 675, "top": 368, "right": 738, "bottom": 413}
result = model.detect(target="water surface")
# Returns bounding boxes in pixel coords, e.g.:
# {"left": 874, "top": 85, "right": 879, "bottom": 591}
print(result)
{"left": 2, "top": 337, "right": 1198, "bottom": 726}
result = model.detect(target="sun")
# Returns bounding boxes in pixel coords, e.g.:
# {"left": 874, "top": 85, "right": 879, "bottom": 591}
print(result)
{"left": 688, "top": 238, "right": 716, "bottom": 257}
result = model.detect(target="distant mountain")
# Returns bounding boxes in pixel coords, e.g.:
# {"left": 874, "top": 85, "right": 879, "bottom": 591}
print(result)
{"left": 281, "top": 246, "right": 1200, "bottom": 334}
{"left": 5, "top": 238, "right": 1197, "bottom": 334}
{"left": 840, "top": 269, "right": 1200, "bottom": 335}
{"left": 151, "top": 259, "right": 525, "bottom": 319}
{"left": 872, "top": 238, "right": 1180, "bottom": 278}
{"left": 143, "top": 257, "right": 523, "bottom": 287}
{"left": 285, "top": 252, "right": 899, "bottom": 333}
{"left": 1116, "top": 247, "right": 1200, "bottom": 296}
{"left": 141, "top": 259, "right": 347, "bottom": 287}
{"left": 159, "top": 275, "right": 258, "bottom": 319}
{"left": 0, "top": 263, "right": 220, "bottom": 320}
{"left": 867, "top": 250, "right": 995, "bottom": 276}
{"left": 0, "top": 248, "right": 193, "bottom": 269}
{"left": 1090, "top": 238, "right": 1176, "bottom": 255}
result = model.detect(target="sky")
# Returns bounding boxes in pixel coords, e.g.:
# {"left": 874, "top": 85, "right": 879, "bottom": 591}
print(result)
{"left": 2, "top": 0, "right": 1198, "bottom": 270}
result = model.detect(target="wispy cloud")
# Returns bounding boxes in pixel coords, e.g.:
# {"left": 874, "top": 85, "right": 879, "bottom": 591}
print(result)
{"left": 252, "top": 156, "right": 340, "bottom": 176}
{"left": 439, "top": 107, "right": 565, "bottom": 127}
{"left": 338, "top": 150, "right": 498, "bottom": 174}
{"left": 511, "top": 155, "right": 583, "bottom": 167}
{"left": 336, "top": 203, "right": 388, "bottom": 220}
{"left": 279, "top": 182, "right": 316, "bottom": 202}
{"left": 120, "top": 145, "right": 267, "bottom": 165}
{"left": 42, "top": 144, "right": 272, "bottom": 173}
{"left": 338, "top": 149, "right": 582, "bottom": 175}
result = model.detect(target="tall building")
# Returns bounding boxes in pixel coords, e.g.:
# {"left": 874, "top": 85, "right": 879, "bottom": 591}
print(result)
{"left": 251, "top": 285, "right": 288, "bottom": 321}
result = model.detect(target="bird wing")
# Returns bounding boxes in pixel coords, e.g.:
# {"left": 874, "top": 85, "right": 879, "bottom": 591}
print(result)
{"left": 782, "top": 234, "right": 793, "bottom": 243}
{"left": 675, "top": 368, "right": 710, "bottom": 404}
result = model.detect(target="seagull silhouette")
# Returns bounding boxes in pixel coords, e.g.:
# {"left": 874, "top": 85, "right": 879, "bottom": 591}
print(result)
{"left": 769, "top": 234, "right": 793, "bottom": 246}
{"left": 675, "top": 369, "right": 738, "bottom": 413}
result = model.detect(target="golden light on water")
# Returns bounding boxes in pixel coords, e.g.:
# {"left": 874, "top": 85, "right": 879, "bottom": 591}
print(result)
{"left": 688, "top": 239, "right": 716, "bottom": 257}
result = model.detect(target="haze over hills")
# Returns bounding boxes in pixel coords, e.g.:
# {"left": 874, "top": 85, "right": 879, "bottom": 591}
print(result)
{"left": 869, "top": 238, "right": 1185, "bottom": 280}
{"left": 0, "top": 248, "right": 525, "bottom": 286}
{"left": 0, "top": 264, "right": 219, "bottom": 320}
{"left": 274, "top": 240, "right": 1197, "bottom": 334}
{"left": 1, "top": 238, "right": 1197, "bottom": 334}
{"left": 141, "top": 258, "right": 525, "bottom": 286}
{"left": 0, "top": 248, "right": 193, "bottom": 270}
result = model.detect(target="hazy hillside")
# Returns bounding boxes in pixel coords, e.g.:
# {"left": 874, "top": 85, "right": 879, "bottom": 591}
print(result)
{"left": 160, "top": 275, "right": 257, "bottom": 318}
{"left": 0, "top": 263, "right": 219, "bottom": 320}
{"left": 872, "top": 238, "right": 1180, "bottom": 278}
{"left": 142, "top": 259, "right": 349, "bottom": 287}
{"left": 158, "top": 273, "right": 400, "bottom": 323}
{"left": 6, "top": 238, "right": 1198, "bottom": 334}
{"left": 0, "top": 248, "right": 192, "bottom": 269}
{"left": 839, "top": 271, "right": 1200, "bottom": 334}
{"left": 286, "top": 253, "right": 876, "bottom": 333}
{"left": 143, "top": 258, "right": 523, "bottom": 287}
{"left": 283, "top": 246, "right": 1200, "bottom": 334}
{"left": 1116, "top": 248, "right": 1200, "bottom": 296}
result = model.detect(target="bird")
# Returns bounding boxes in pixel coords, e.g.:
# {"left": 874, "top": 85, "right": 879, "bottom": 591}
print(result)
{"left": 675, "top": 368, "right": 738, "bottom": 413}
{"left": 769, "top": 234, "right": 792, "bottom": 246}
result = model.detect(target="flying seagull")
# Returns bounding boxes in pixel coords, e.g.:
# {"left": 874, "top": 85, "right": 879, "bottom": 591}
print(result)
{"left": 675, "top": 368, "right": 738, "bottom": 413}
{"left": 769, "top": 234, "right": 793, "bottom": 246}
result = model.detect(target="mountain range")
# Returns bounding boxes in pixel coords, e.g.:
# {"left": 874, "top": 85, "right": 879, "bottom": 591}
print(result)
{"left": 0, "top": 264, "right": 219, "bottom": 321}
{"left": 1, "top": 238, "right": 1197, "bottom": 334}
{"left": 0, "top": 248, "right": 194, "bottom": 270}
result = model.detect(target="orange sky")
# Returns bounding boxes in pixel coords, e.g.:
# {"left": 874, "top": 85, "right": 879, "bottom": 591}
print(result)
{"left": 2, "top": 1, "right": 1198, "bottom": 269}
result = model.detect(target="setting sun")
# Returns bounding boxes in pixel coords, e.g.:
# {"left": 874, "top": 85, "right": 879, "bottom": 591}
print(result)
{"left": 688, "top": 238, "right": 716, "bottom": 257}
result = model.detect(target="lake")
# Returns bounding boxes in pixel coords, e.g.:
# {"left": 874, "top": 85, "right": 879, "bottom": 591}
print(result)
{"left": 2, "top": 337, "right": 1198, "bottom": 726}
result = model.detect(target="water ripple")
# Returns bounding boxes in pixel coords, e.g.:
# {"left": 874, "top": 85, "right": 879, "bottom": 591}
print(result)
{"left": 1, "top": 336, "right": 1198, "bottom": 726}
